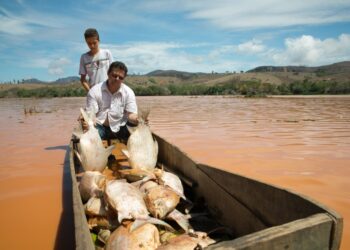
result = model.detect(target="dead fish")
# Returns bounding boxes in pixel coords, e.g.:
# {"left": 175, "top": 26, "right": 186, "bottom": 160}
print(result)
{"left": 105, "top": 180, "right": 173, "bottom": 231}
{"left": 119, "top": 168, "right": 156, "bottom": 182}
{"left": 105, "top": 179, "right": 149, "bottom": 222}
{"left": 87, "top": 211, "right": 120, "bottom": 231}
{"left": 139, "top": 180, "right": 159, "bottom": 194}
{"left": 122, "top": 108, "right": 158, "bottom": 171}
{"left": 87, "top": 217, "right": 110, "bottom": 230}
{"left": 73, "top": 108, "right": 115, "bottom": 172}
{"left": 144, "top": 185, "right": 180, "bottom": 219}
{"left": 166, "top": 209, "right": 191, "bottom": 233}
{"left": 79, "top": 171, "right": 106, "bottom": 202}
{"left": 85, "top": 197, "right": 108, "bottom": 217}
{"left": 155, "top": 170, "right": 186, "bottom": 200}
{"left": 106, "top": 222, "right": 160, "bottom": 250}
{"left": 159, "top": 230, "right": 181, "bottom": 244}
{"left": 157, "top": 231, "right": 215, "bottom": 250}
{"left": 97, "top": 229, "right": 111, "bottom": 245}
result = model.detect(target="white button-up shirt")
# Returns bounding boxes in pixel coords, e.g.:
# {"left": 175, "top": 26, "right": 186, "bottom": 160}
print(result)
{"left": 86, "top": 80, "right": 137, "bottom": 132}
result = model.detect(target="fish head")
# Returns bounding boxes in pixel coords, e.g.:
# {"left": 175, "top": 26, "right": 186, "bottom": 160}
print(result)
{"left": 146, "top": 186, "right": 180, "bottom": 219}
{"left": 153, "top": 199, "right": 169, "bottom": 219}
{"left": 189, "top": 231, "right": 216, "bottom": 247}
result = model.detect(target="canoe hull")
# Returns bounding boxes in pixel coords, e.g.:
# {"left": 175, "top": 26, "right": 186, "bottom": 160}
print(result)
{"left": 69, "top": 134, "right": 343, "bottom": 249}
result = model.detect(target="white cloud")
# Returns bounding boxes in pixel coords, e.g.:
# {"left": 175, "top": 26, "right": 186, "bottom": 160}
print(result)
{"left": 236, "top": 40, "right": 265, "bottom": 54}
{"left": 208, "top": 39, "right": 266, "bottom": 59}
{"left": 30, "top": 58, "right": 51, "bottom": 68}
{"left": 107, "top": 41, "right": 238, "bottom": 73}
{"left": 271, "top": 34, "right": 350, "bottom": 65}
{"left": 0, "top": 5, "right": 79, "bottom": 38}
{"left": 48, "top": 57, "right": 71, "bottom": 76}
{"left": 0, "top": 13, "right": 31, "bottom": 35}
{"left": 139, "top": 0, "right": 350, "bottom": 30}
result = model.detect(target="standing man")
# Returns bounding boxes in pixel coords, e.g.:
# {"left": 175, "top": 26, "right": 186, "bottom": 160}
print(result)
{"left": 84, "top": 61, "right": 138, "bottom": 142}
{"left": 79, "top": 28, "right": 113, "bottom": 92}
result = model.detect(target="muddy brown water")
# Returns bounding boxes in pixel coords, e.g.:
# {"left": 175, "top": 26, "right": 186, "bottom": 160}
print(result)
{"left": 0, "top": 96, "right": 349, "bottom": 249}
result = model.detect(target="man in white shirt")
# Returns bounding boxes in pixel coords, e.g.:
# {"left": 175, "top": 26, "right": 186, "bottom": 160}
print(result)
{"left": 84, "top": 61, "right": 138, "bottom": 142}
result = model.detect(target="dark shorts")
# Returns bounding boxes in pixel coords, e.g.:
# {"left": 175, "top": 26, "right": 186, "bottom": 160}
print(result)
{"left": 95, "top": 122, "right": 136, "bottom": 143}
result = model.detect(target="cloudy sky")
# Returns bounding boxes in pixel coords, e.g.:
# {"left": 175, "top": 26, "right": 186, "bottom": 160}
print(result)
{"left": 1, "top": 0, "right": 350, "bottom": 82}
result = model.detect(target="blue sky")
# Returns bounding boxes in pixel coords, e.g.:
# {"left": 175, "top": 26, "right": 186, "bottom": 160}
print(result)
{"left": 0, "top": 0, "right": 350, "bottom": 82}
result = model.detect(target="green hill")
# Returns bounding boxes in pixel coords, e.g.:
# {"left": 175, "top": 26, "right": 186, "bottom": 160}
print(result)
{"left": 1, "top": 61, "right": 349, "bottom": 97}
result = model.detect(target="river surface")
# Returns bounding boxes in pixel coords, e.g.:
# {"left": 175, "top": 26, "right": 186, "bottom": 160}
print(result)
{"left": 0, "top": 96, "right": 349, "bottom": 249}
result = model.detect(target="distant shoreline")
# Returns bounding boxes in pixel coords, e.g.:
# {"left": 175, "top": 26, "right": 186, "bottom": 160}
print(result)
{"left": 1, "top": 77, "right": 349, "bottom": 98}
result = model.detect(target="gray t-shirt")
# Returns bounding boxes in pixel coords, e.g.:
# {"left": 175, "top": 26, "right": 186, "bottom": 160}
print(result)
{"left": 79, "top": 49, "right": 113, "bottom": 87}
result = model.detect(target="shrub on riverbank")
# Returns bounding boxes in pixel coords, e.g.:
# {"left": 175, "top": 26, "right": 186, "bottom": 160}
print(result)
{"left": 0, "top": 80, "right": 349, "bottom": 98}
{"left": 0, "top": 85, "right": 86, "bottom": 98}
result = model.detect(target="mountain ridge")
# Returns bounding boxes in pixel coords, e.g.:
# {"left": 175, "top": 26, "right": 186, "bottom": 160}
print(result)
{"left": 9, "top": 60, "right": 350, "bottom": 84}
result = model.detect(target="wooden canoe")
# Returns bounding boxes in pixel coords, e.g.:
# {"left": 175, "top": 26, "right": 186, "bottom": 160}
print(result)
{"left": 69, "top": 133, "right": 343, "bottom": 250}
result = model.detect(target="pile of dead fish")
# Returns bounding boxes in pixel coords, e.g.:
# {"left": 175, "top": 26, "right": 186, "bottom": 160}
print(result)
{"left": 74, "top": 108, "right": 216, "bottom": 249}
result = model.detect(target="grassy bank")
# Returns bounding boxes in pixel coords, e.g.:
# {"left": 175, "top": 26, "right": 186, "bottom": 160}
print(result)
{"left": 1, "top": 79, "right": 349, "bottom": 98}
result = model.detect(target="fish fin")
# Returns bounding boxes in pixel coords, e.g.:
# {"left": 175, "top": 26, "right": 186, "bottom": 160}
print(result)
{"left": 130, "top": 179, "right": 143, "bottom": 188}
{"left": 105, "top": 145, "right": 115, "bottom": 156}
{"left": 80, "top": 108, "right": 90, "bottom": 123}
{"left": 130, "top": 175, "right": 155, "bottom": 189}
{"left": 121, "top": 149, "right": 130, "bottom": 158}
{"left": 74, "top": 150, "right": 82, "bottom": 164}
{"left": 72, "top": 131, "right": 81, "bottom": 139}
{"left": 138, "top": 107, "right": 150, "bottom": 122}
{"left": 167, "top": 209, "right": 191, "bottom": 233}
{"left": 153, "top": 139, "right": 158, "bottom": 156}
{"left": 177, "top": 192, "right": 187, "bottom": 200}
{"left": 126, "top": 125, "right": 138, "bottom": 134}
{"left": 129, "top": 219, "right": 148, "bottom": 232}
{"left": 146, "top": 217, "right": 175, "bottom": 232}
{"left": 80, "top": 108, "right": 95, "bottom": 127}
{"left": 117, "top": 211, "right": 129, "bottom": 223}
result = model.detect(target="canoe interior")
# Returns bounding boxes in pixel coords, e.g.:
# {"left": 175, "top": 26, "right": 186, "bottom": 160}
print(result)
{"left": 154, "top": 134, "right": 343, "bottom": 250}
{"left": 69, "top": 133, "right": 343, "bottom": 250}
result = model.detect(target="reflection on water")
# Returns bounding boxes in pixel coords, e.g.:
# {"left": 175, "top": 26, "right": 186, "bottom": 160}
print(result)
{"left": 0, "top": 96, "right": 349, "bottom": 249}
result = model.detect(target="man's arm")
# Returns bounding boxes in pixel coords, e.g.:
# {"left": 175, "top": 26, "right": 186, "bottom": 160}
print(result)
{"left": 80, "top": 75, "right": 90, "bottom": 92}
{"left": 127, "top": 112, "right": 139, "bottom": 125}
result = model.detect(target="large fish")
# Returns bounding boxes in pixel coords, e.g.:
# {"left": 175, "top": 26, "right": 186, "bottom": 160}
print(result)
{"left": 155, "top": 169, "right": 186, "bottom": 200}
{"left": 79, "top": 171, "right": 106, "bottom": 202}
{"left": 84, "top": 197, "right": 108, "bottom": 217}
{"left": 105, "top": 180, "right": 173, "bottom": 231}
{"left": 74, "top": 108, "right": 114, "bottom": 172}
{"left": 106, "top": 222, "right": 160, "bottom": 250}
{"left": 144, "top": 185, "right": 180, "bottom": 219}
{"left": 157, "top": 231, "right": 215, "bottom": 250}
{"left": 105, "top": 179, "right": 149, "bottom": 222}
{"left": 122, "top": 108, "right": 158, "bottom": 171}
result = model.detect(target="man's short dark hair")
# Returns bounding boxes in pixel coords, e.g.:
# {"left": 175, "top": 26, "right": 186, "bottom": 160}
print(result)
{"left": 84, "top": 28, "right": 99, "bottom": 40}
{"left": 108, "top": 61, "right": 128, "bottom": 76}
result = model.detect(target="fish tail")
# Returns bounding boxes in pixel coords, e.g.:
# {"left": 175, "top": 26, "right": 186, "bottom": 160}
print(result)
{"left": 105, "top": 145, "right": 115, "bottom": 157}
{"left": 130, "top": 218, "right": 174, "bottom": 232}
{"left": 121, "top": 148, "right": 130, "bottom": 158}
{"left": 80, "top": 108, "right": 95, "bottom": 127}
{"left": 167, "top": 209, "right": 191, "bottom": 233}
{"left": 138, "top": 106, "right": 150, "bottom": 123}
{"left": 146, "top": 217, "right": 175, "bottom": 232}
{"left": 80, "top": 108, "right": 90, "bottom": 123}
